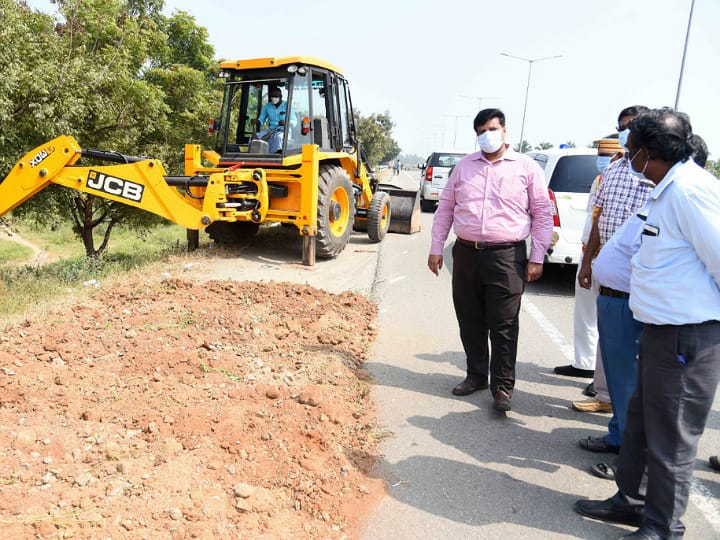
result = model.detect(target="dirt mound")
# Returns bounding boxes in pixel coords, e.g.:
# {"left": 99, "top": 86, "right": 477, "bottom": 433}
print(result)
{"left": 0, "top": 279, "right": 384, "bottom": 539}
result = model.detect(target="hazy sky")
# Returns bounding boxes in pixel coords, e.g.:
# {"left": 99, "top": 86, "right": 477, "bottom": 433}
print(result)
{"left": 26, "top": 0, "right": 720, "bottom": 159}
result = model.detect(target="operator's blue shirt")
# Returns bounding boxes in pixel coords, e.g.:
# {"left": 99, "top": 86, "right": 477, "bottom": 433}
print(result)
{"left": 258, "top": 101, "right": 288, "bottom": 129}
{"left": 630, "top": 159, "right": 720, "bottom": 325}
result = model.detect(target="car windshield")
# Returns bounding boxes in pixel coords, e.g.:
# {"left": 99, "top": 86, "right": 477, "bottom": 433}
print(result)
{"left": 432, "top": 154, "right": 465, "bottom": 167}
{"left": 546, "top": 155, "right": 597, "bottom": 193}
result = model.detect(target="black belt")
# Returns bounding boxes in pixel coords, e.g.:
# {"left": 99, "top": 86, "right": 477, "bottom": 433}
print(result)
{"left": 456, "top": 238, "right": 520, "bottom": 250}
{"left": 599, "top": 286, "right": 630, "bottom": 299}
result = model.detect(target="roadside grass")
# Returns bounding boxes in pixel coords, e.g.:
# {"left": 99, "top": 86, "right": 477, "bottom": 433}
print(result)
{"left": 0, "top": 221, "right": 193, "bottom": 318}
{"left": 0, "top": 239, "right": 33, "bottom": 264}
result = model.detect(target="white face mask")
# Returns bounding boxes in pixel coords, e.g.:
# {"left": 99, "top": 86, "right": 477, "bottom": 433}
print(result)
{"left": 271, "top": 97, "right": 280, "bottom": 105}
{"left": 628, "top": 148, "right": 648, "bottom": 180}
{"left": 477, "top": 130, "right": 504, "bottom": 154}
{"left": 618, "top": 129, "right": 630, "bottom": 150}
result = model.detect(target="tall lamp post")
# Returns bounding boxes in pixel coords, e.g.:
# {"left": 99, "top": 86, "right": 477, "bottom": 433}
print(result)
{"left": 443, "top": 114, "right": 470, "bottom": 150}
{"left": 675, "top": 0, "right": 696, "bottom": 110}
{"left": 500, "top": 52, "right": 561, "bottom": 150}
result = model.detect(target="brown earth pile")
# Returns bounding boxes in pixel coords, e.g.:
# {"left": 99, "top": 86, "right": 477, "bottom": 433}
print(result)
{"left": 0, "top": 278, "right": 384, "bottom": 539}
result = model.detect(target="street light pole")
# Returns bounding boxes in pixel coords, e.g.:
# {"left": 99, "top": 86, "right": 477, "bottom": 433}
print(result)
{"left": 675, "top": 0, "right": 696, "bottom": 110}
{"left": 443, "top": 114, "right": 470, "bottom": 150}
{"left": 500, "top": 52, "right": 562, "bottom": 150}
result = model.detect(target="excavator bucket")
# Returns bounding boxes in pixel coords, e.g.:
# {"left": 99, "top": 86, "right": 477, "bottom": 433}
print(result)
{"left": 378, "top": 183, "right": 422, "bottom": 234}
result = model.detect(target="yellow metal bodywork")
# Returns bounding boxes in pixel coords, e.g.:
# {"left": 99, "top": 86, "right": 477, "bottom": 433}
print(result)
{"left": 183, "top": 143, "right": 373, "bottom": 235}
{"left": 219, "top": 56, "right": 343, "bottom": 75}
{"left": 0, "top": 135, "right": 372, "bottom": 241}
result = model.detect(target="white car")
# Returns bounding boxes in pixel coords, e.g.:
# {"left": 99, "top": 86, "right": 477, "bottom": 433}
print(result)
{"left": 526, "top": 147, "right": 599, "bottom": 266}
{"left": 418, "top": 151, "right": 467, "bottom": 211}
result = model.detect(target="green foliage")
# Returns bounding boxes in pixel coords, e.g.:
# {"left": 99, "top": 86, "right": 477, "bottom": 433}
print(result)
{"left": 0, "top": 238, "right": 33, "bottom": 263}
{"left": 356, "top": 111, "right": 401, "bottom": 168}
{"left": 535, "top": 142, "right": 553, "bottom": 150}
{"left": 0, "top": 221, "right": 187, "bottom": 316}
{"left": 564, "top": 140, "right": 577, "bottom": 148}
{"left": 0, "top": 0, "right": 219, "bottom": 256}
{"left": 514, "top": 140, "right": 532, "bottom": 153}
{"left": 707, "top": 160, "right": 720, "bottom": 179}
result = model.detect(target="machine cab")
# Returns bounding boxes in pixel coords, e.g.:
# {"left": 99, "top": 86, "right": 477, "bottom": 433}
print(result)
{"left": 212, "top": 57, "right": 357, "bottom": 164}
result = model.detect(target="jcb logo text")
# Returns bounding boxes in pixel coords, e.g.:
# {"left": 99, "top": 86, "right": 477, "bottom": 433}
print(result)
{"left": 87, "top": 171, "right": 144, "bottom": 203}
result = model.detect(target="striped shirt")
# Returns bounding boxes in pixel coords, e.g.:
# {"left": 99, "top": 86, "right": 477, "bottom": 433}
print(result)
{"left": 592, "top": 158, "right": 650, "bottom": 246}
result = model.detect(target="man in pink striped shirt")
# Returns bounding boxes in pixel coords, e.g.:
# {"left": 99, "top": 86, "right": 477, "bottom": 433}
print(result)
{"left": 428, "top": 108, "right": 553, "bottom": 412}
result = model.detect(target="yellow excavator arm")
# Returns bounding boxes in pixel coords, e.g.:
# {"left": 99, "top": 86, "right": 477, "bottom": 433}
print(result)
{"left": 0, "top": 135, "right": 268, "bottom": 231}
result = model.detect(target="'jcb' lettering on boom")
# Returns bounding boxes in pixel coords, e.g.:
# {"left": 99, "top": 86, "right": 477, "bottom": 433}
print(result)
{"left": 86, "top": 171, "right": 144, "bottom": 203}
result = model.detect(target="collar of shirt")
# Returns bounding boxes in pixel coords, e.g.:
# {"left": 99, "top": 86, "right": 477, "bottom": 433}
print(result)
{"left": 646, "top": 160, "right": 685, "bottom": 201}
{"left": 472, "top": 146, "right": 520, "bottom": 164}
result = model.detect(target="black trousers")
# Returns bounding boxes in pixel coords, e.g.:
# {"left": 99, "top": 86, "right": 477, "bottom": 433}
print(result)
{"left": 451, "top": 241, "right": 526, "bottom": 396}
{"left": 613, "top": 322, "right": 720, "bottom": 538}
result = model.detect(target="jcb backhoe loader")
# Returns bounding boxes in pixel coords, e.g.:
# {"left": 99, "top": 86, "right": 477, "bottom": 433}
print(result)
{"left": 0, "top": 56, "right": 420, "bottom": 265}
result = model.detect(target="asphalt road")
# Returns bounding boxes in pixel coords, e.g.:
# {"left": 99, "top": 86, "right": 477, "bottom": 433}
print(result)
{"left": 362, "top": 170, "right": 720, "bottom": 540}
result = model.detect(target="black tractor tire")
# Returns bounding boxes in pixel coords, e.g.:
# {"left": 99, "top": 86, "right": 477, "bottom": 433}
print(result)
{"left": 367, "top": 191, "right": 391, "bottom": 242}
{"left": 316, "top": 165, "right": 354, "bottom": 259}
{"left": 420, "top": 197, "right": 435, "bottom": 212}
{"left": 205, "top": 221, "right": 260, "bottom": 245}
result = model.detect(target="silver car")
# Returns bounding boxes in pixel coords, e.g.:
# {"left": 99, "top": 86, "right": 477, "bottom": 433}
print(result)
{"left": 419, "top": 152, "right": 466, "bottom": 211}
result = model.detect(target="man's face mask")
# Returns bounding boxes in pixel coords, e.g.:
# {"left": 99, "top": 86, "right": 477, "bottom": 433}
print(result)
{"left": 271, "top": 96, "right": 280, "bottom": 105}
{"left": 596, "top": 156, "right": 612, "bottom": 173}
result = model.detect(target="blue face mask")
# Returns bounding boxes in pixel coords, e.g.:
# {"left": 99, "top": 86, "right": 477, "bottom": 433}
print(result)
{"left": 618, "top": 129, "right": 630, "bottom": 150}
{"left": 596, "top": 156, "right": 611, "bottom": 173}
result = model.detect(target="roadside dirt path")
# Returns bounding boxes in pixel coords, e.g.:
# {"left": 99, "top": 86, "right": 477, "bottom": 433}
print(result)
{"left": 0, "top": 265, "right": 385, "bottom": 538}
{"left": 0, "top": 222, "right": 53, "bottom": 266}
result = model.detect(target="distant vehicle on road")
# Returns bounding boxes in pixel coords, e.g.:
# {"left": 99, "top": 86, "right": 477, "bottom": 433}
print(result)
{"left": 418, "top": 151, "right": 466, "bottom": 211}
{"left": 526, "top": 147, "right": 598, "bottom": 266}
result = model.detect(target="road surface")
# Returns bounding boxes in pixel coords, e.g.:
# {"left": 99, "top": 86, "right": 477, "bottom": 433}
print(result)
{"left": 362, "top": 170, "right": 720, "bottom": 540}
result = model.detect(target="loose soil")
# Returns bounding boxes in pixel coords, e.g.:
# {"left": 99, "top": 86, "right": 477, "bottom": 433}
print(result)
{"left": 0, "top": 276, "right": 384, "bottom": 539}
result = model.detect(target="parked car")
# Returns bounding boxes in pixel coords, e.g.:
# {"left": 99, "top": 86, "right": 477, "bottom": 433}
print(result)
{"left": 418, "top": 151, "right": 467, "bottom": 211}
{"left": 526, "top": 147, "right": 599, "bottom": 266}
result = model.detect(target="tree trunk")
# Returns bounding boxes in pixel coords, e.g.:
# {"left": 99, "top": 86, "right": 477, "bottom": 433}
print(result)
{"left": 78, "top": 195, "right": 97, "bottom": 257}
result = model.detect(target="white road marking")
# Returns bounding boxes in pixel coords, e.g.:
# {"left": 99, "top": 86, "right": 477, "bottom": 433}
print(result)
{"left": 522, "top": 298, "right": 574, "bottom": 362}
{"left": 690, "top": 479, "right": 720, "bottom": 533}
{"left": 388, "top": 275, "right": 406, "bottom": 285}
{"left": 523, "top": 297, "right": 720, "bottom": 533}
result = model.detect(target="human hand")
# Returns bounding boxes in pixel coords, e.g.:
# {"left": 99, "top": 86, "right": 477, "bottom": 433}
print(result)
{"left": 578, "top": 263, "right": 592, "bottom": 289}
{"left": 428, "top": 254, "right": 443, "bottom": 276}
{"left": 526, "top": 262, "right": 543, "bottom": 282}
{"left": 251, "top": 119, "right": 260, "bottom": 127}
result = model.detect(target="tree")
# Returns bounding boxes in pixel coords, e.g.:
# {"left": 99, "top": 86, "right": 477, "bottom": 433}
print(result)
{"left": 513, "top": 140, "right": 532, "bottom": 153}
{"left": 706, "top": 159, "right": 720, "bottom": 179}
{"left": 3, "top": 0, "right": 218, "bottom": 257}
{"left": 564, "top": 140, "right": 577, "bottom": 148}
{"left": 356, "top": 111, "right": 401, "bottom": 168}
{"left": 535, "top": 142, "right": 553, "bottom": 150}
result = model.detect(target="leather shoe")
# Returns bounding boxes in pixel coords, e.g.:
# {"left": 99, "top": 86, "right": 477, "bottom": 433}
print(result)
{"left": 574, "top": 497, "right": 643, "bottom": 527}
{"left": 710, "top": 455, "right": 720, "bottom": 472}
{"left": 620, "top": 526, "right": 663, "bottom": 539}
{"left": 582, "top": 381, "right": 597, "bottom": 397}
{"left": 554, "top": 364, "right": 595, "bottom": 378}
{"left": 493, "top": 389, "right": 511, "bottom": 412}
{"left": 579, "top": 435, "right": 620, "bottom": 454}
{"left": 572, "top": 397, "right": 613, "bottom": 413}
{"left": 590, "top": 461, "right": 615, "bottom": 481}
{"left": 451, "top": 378, "right": 488, "bottom": 396}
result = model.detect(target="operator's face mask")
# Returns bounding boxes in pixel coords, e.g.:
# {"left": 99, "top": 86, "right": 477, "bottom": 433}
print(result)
{"left": 271, "top": 97, "right": 281, "bottom": 105}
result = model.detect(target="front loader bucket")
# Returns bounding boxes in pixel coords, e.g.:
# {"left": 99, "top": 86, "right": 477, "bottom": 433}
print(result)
{"left": 378, "top": 183, "right": 422, "bottom": 234}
